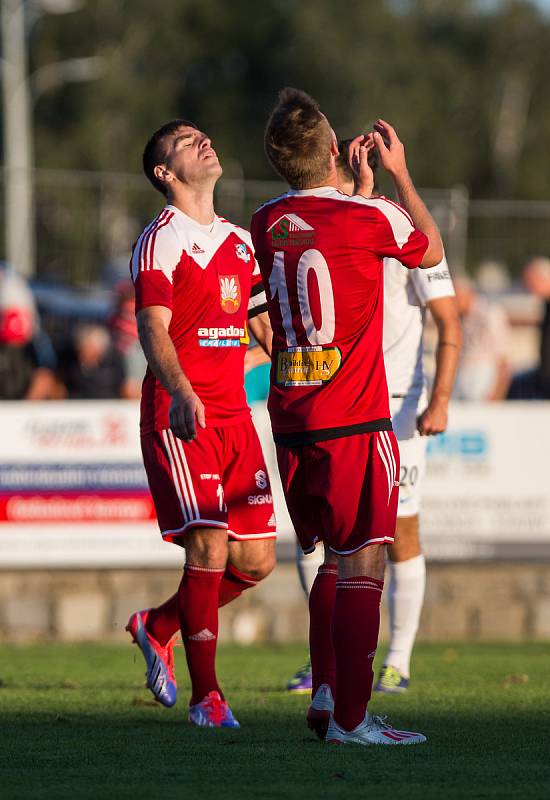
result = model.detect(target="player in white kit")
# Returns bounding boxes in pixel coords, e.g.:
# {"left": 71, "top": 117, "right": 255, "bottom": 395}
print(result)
{"left": 376, "top": 254, "right": 461, "bottom": 691}
{"left": 287, "top": 140, "right": 462, "bottom": 695}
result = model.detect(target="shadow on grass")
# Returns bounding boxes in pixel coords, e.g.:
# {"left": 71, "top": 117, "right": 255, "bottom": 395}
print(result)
{"left": 1, "top": 706, "right": 548, "bottom": 800}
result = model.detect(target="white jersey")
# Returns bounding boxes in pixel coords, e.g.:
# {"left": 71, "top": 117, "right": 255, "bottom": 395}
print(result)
{"left": 383, "top": 256, "right": 455, "bottom": 399}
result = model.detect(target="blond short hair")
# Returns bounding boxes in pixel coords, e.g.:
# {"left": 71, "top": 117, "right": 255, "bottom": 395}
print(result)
{"left": 264, "top": 88, "right": 333, "bottom": 189}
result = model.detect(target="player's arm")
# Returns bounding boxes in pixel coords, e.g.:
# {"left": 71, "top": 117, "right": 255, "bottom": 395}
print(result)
{"left": 373, "top": 120, "right": 443, "bottom": 268}
{"left": 485, "top": 307, "right": 511, "bottom": 401}
{"left": 248, "top": 311, "right": 272, "bottom": 358}
{"left": 137, "top": 305, "right": 205, "bottom": 442}
{"left": 244, "top": 345, "right": 271, "bottom": 374}
{"left": 417, "top": 295, "right": 462, "bottom": 435}
{"left": 488, "top": 358, "right": 511, "bottom": 401}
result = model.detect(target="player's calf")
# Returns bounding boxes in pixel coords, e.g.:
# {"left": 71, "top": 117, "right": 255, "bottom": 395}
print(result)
{"left": 218, "top": 563, "right": 261, "bottom": 607}
{"left": 219, "top": 538, "right": 276, "bottom": 607}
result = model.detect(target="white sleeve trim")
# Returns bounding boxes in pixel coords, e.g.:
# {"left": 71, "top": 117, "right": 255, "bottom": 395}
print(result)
{"left": 131, "top": 210, "right": 182, "bottom": 284}
{"left": 248, "top": 288, "right": 267, "bottom": 311}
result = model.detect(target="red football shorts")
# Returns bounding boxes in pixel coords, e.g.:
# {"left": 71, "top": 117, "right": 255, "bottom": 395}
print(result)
{"left": 141, "top": 418, "right": 277, "bottom": 543}
{"left": 276, "top": 430, "right": 399, "bottom": 556}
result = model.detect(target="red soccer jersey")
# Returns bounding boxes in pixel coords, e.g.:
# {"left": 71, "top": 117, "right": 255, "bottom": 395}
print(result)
{"left": 250, "top": 187, "right": 428, "bottom": 445}
{"left": 131, "top": 205, "right": 267, "bottom": 435}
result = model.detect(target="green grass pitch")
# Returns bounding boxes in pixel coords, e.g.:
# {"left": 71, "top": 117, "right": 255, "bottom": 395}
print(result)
{"left": 0, "top": 642, "right": 548, "bottom": 799}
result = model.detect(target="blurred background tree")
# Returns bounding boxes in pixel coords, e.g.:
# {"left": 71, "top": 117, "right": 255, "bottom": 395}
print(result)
{"left": 2, "top": 0, "right": 550, "bottom": 283}
{"left": 27, "top": 0, "right": 550, "bottom": 197}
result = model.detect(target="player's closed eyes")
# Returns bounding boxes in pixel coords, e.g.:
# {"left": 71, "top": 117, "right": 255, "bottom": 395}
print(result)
{"left": 174, "top": 135, "right": 195, "bottom": 149}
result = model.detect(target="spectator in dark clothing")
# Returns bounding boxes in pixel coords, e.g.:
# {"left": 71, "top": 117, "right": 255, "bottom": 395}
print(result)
{"left": 508, "top": 257, "right": 550, "bottom": 400}
{"left": 0, "top": 265, "right": 58, "bottom": 400}
{"left": 58, "top": 323, "right": 125, "bottom": 399}
{"left": 0, "top": 329, "right": 58, "bottom": 399}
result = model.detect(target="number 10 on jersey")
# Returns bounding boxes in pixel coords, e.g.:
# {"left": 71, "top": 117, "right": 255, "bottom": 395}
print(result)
{"left": 268, "top": 249, "right": 336, "bottom": 347}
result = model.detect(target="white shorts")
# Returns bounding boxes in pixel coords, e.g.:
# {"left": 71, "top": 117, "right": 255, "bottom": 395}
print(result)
{"left": 390, "top": 391, "right": 428, "bottom": 518}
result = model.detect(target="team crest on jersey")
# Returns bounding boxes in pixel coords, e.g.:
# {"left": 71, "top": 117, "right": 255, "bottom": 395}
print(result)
{"left": 235, "top": 243, "right": 251, "bottom": 263}
{"left": 268, "top": 214, "right": 315, "bottom": 247}
{"left": 219, "top": 275, "right": 241, "bottom": 314}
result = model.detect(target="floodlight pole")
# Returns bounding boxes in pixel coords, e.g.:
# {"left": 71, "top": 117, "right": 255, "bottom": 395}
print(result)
{"left": 1, "top": 0, "right": 34, "bottom": 278}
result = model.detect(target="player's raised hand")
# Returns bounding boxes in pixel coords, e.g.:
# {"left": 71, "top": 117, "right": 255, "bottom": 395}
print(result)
{"left": 169, "top": 386, "right": 206, "bottom": 441}
{"left": 348, "top": 133, "right": 375, "bottom": 197}
{"left": 373, "top": 120, "right": 407, "bottom": 177}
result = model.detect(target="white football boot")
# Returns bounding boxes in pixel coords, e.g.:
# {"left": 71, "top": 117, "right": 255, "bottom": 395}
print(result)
{"left": 326, "top": 711, "right": 427, "bottom": 746}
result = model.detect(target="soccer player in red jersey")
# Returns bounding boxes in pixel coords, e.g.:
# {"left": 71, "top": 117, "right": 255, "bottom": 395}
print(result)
{"left": 251, "top": 89, "right": 443, "bottom": 746}
{"left": 126, "top": 119, "right": 277, "bottom": 728}
{"left": 288, "top": 142, "right": 462, "bottom": 696}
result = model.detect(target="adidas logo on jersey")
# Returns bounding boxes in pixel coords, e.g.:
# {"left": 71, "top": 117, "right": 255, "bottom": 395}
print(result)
{"left": 192, "top": 243, "right": 205, "bottom": 254}
{"left": 188, "top": 628, "right": 216, "bottom": 641}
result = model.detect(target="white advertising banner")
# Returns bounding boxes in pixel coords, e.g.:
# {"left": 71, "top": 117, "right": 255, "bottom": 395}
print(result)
{"left": 421, "top": 402, "right": 550, "bottom": 560}
{"left": 0, "top": 401, "right": 294, "bottom": 568}
{"left": 0, "top": 400, "right": 548, "bottom": 567}
{"left": 256, "top": 401, "right": 550, "bottom": 562}
{"left": 0, "top": 401, "right": 181, "bottom": 568}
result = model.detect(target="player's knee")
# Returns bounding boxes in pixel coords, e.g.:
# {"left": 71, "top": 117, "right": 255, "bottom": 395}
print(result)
{"left": 339, "top": 543, "right": 386, "bottom": 581}
{"left": 322, "top": 544, "right": 338, "bottom": 566}
{"left": 398, "top": 514, "right": 420, "bottom": 538}
{"left": 228, "top": 538, "right": 276, "bottom": 581}
{"left": 389, "top": 514, "right": 421, "bottom": 562}
{"left": 185, "top": 528, "right": 229, "bottom": 569}
{"left": 244, "top": 550, "right": 276, "bottom": 582}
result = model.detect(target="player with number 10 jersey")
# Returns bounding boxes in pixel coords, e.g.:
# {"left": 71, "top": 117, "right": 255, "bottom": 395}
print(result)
{"left": 253, "top": 88, "right": 443, "bottom": 747}
{"left": 251, "top": 189, "right": 428, "bottom": 555}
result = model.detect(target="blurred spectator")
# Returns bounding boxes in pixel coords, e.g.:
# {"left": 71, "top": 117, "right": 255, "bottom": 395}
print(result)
{"left": 0, "top": 264, "right": 58, "bottom": 400}
{"left": 508, "top": 256, "right": 550, "bottom": 399}
{"left": 108, "top": 279, "right": 147, "bottom": 399}
{"left": 57, "top": 323, "right": 125, "bottom": 399}
{"left": 476, "top": 259, "right": 511, "bottom": 293}
{"left": 453, "top": 278, "right": 511, "bottom": 401}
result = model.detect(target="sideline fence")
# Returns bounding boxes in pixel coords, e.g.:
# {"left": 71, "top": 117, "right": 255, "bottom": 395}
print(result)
{"left": 2, "top": 168, "right": 550, "bottom": 286}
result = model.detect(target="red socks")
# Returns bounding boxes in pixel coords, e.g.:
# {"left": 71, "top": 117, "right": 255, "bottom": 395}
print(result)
{"left": 178, "top": 564, "right": 224, "bottom": 705}
{"left": 309, "top": 564, "right": 338, "bottom": 696}
{"left": 218, "top": 563, "right": 259, "bottom": 608}
{"left": 332, "top": 575, "right": 384, "bottom": 732}
{"left": 145, "top": 594, "right": 179, "bottom": 646}
{"left": 144, "top": 564, "right": 260, "bottom": 645}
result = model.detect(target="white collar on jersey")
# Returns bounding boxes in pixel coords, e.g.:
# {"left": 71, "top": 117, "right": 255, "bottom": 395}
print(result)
{"left": 286, "top": 186, "right": 339, "bottom": 197}
{"left": 166, "top": 204, "right": 218, "bottom": 234}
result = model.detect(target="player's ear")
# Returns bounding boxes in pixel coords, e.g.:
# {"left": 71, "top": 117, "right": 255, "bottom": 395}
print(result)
{"left": 153, "top": 164, "right": 174, "bottom": 185}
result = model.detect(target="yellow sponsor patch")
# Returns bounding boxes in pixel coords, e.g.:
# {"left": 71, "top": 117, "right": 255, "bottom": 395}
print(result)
{"left": 276, "top": 346, "right": 342, "bottom": 386}
{"left": 240, "top": 320, "right": 250, "bottom": 345}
